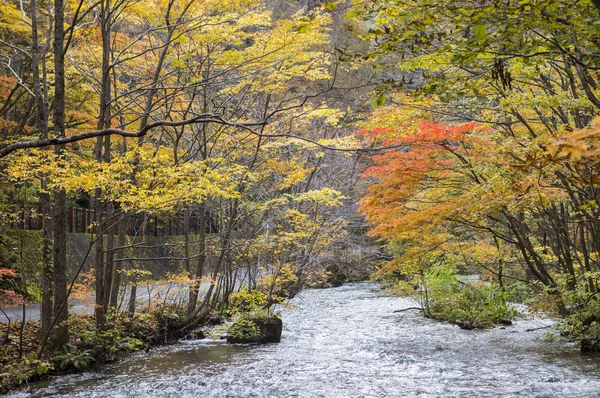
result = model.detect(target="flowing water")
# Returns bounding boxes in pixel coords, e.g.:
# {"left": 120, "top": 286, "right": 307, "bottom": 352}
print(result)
{"left": 10, "top": 283, "right": 600, "bottom": 398}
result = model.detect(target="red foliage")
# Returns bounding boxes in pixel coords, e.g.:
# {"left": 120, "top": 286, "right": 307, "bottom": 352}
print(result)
{"left": 358, "top": 121, "right": 481, "bottom": 241}
{"left": 0, "top": 289, "right": 23, "bottom": 307}
{"left": 0, "top": 268, "right": 21, "bottom": 307}
{"left": 0, "top": 268, "right": 17, "bottom": 280}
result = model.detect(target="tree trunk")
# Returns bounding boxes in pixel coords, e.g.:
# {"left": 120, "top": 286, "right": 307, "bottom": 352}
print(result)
{"left": 187, "top": 204, "right": 206, "bottom": 316}
{"left": 127, "top": 282, "right": 137, "bottom": 318}
{"left": 31, "top": 0, "right": 53, "bottom": 339}
{"left": 94, "top": 194, "right": 106, "bottom": 328}
{"left": 109, "top": 213, "right": 127, "bottom": 310}
{"left": 50, "top": 0, "right": 69, "bottom": 349}
{"left": 102, "top": 202, "right": 116, "bottom": 322}
{"left": 94, "top": 0, "right": 113, "bottom": 329}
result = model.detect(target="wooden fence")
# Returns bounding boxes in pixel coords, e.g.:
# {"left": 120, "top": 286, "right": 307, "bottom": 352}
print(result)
{"left": 16, "top": 205, "right": 219, "bottom": 236}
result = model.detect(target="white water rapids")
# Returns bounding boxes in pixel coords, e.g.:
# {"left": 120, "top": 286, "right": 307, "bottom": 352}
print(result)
{"left": 10, "top": 283, "right": 600, "bottom": 398}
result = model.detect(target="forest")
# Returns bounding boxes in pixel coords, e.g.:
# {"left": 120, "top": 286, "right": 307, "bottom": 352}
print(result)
{"left": 0, "top": 0, "right": 600, "bottom": 395}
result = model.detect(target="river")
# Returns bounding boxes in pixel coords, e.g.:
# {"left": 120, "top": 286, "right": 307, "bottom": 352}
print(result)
{"left": 9, "top": 283, "right": 600, "bottom": 397}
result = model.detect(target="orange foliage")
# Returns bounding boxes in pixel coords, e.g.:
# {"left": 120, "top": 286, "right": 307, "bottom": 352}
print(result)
{"left": 0, "top": 268, "right": 17, "bottom": 279}
{"left": 0, "top": 268, "right": 21, "bottom": 307}
{"left": 359, "top": 121, "right": 481, "bottom": 243}
{"left": 0, "top": 289, "right": 23, "bottom": 307}
{"left": 0, "top": 76, "right": 17, "bottom": 101}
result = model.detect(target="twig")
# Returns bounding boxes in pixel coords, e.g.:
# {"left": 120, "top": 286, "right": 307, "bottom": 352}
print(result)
{"left": 392, "top": 307, "right": 423, "bottom": 313}
{"left": 0, "top": 307, "right": 11, "bottom": 343}
{"left": 525, "top": 325, "right": 554, "bottom": 332}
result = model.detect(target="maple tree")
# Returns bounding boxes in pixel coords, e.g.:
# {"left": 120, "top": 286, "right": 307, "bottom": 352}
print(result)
{"left": 353, "top": 0, "right": 600, "bottom": 348}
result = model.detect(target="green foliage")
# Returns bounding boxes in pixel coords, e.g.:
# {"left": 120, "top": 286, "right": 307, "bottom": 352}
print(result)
{"left": 419, "top": 267, "right": 518, "bottom": 328}
{"left": 556, "top": 287, "right": 600, "bottom": 352}
{"left": 54, "top": 345, "right": 94, "bottom": 371}
{"left": 228, "top": 288, "right": 267, "bottom": 315}
{"left": 67, "top": 313, "right": 150, "bottom": 361}
{"left": 116, "top": 337, "right": 144, "bottom": 353}
{"left": 206, "top": 323, "right": 230, "bottom": 340}
{"left": 373, "top": 93, "right": 386, "bottom": 108}
{"left": 227, "top": 318, "right": 262, "bottom": 342}
{"left": 504, "top": 282, "right": 531, "bottom": 304}
{"left": 542, "top": 331, "right": 558, "bottom": 343}
{"left": 0, "top": 354, "right": 53, "bottom": 393}
{"left": 226, "top": 313, "right": 282, "bottom": 344}
{"left": 382, "top": 279, "right": 417, "bottom": 296}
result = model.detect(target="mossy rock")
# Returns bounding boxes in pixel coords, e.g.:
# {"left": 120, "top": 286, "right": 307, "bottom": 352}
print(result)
{"left": 580, "top": 338, "right": 600, "bottom": 353}
{"left": 326, "top": 265, "right": 348, "bottom": 287}
{"left": 227, "top": 316, "right": 282, "bottom": 344}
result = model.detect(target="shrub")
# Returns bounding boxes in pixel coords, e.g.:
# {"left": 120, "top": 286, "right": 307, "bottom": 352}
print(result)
{"left": 556, "top": 286, "right": 600, "bottom": 352}
{"left": 116, "top": 336, "right": 144, "bottom": 353}
{"left": 227, "top": 288, "right": 267, "bottom": 315}
{"left": 0, "top": 354, "right": 53, "bottom": 393}
{"left": 54, "top": 345, "right": 94, "bottom": 371}
{"left": 419, "top": 267, "right": 518, "bottom": 328}
{"left": 227, "top": 318, "right": 261, "bottom": 342}
{"left": 505, "top": 281, "right": 531, "bottom": 303}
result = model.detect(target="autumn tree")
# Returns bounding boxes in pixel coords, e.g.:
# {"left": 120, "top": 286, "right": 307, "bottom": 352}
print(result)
{"left": 0, "top": 0, "right": 376, "bottom": 353}
{"left": 354, "top": 0, "right": 600, "bottom": 346}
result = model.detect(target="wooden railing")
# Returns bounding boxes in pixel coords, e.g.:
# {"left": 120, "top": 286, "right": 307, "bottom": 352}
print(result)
{"left": 16, "top": 205, "right": 219, "bottom": 236}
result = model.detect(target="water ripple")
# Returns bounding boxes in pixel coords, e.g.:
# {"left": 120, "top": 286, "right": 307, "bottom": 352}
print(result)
{"left": 11, "top": 283, "right": 600, "bottom": 398}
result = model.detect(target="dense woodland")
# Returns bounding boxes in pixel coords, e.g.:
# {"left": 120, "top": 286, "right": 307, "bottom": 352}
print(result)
{"left": 0, "top": 0, "right": 600, "bottom": 392}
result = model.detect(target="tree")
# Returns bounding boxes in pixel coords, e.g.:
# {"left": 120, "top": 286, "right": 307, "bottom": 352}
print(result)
{"left": 1, "top": 0, "right": 370, "bottom": 342}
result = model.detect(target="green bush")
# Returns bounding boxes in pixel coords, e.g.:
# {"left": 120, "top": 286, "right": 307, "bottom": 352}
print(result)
{"left": 0, "top": 354, "right": 53, "bottom": 393}
{"left": 227, "top": 288, "right": 267, "bottom": 315}
{"left": 420, "top": 267, "right": 518, "bottom": 328}
{"left": 116, "top": 336, "right": 144, "bottom": 353}
{"left": 54, "top": 345, "right": 94, "bottom": 371}
{"left": 556, "top": 286, "right": 600, "bottom": 352}
{"left": 505, "top": 281, "right": 531, "bottom": 303}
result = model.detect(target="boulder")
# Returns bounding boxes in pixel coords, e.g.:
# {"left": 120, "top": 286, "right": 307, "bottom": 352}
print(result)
{"left": 456, "top": 320, "right": 486, "bottom": 330}
{"left": 326, "top": 265, "right": 348, "bottom": 287}
{"left": 185, "top": 328, "right": 206, "bottom": 340}
{"left": 581, "top": 338, "right": 600, "bottom": 353}
{"left": 227, "top": 316, "right": 283, "bottom": 344}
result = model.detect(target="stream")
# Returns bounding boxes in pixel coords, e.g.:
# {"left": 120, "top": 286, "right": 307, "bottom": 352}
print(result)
{"left": 10, "top": 283, "right": 600, "bottom": 398}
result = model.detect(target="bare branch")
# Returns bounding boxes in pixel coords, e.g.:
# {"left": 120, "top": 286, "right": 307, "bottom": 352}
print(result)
{"left": 0, "top": 114, "right": 266, "bottom": 158}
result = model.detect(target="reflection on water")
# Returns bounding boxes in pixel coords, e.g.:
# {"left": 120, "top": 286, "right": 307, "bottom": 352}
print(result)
{"left": 10, "top": 283, "right": 600, "bottom": 398}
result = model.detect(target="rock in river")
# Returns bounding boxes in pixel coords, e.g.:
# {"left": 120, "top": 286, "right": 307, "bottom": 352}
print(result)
{"left": 227, "top": 316, "right": 283, "bottom": 344}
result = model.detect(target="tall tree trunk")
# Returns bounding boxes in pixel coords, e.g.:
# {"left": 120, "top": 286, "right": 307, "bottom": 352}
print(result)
{"left": 128, "top": 215, "right": 148, "bottom": 318}
{"left": 31, "top": 0, "right": 53, "bottom": 339}
{"left": 182, "top": 208, "right": 191, "bottom": 305}
{"left": 187, "top": 205, "right": 206, "bottom": 316}
{"left": 94, "top": 194, "right": 105, "bottom": 327}
{"left": 50, "top": 0, "right": 69, "bottom": 349}
{"left": 94, "top": 0, "right": 113, "bottom": 329}
{"left": 109, "top": 213, "right": 127, "bottom": 310}
{"left": 127, "top": 281, "right": 137, "bottom": 318}
{"left": 102, "top": 202, "right": 116, "bottom": 321}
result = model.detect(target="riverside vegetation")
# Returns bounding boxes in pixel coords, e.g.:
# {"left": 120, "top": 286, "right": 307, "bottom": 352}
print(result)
{"left": 1, "top": 0, "right": 600, "bottom": 394}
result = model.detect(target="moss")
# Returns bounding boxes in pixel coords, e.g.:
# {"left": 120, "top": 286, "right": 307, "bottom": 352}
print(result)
{"left": 227, "top": 315, "right": 282, "bottom": 344}
{"left": 227, "top": 318, "right": 262, "bottom": 343}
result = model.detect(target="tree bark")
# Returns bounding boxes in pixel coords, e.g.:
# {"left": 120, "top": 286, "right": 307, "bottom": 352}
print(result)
{"left": 187, "top": 205, "right": 206, "bottom": 316}
{"left": 31, "top": 0, "right": 53, "bottom": 340}
{"left": 50, "top": 0, "right": 69, "bottom": 349}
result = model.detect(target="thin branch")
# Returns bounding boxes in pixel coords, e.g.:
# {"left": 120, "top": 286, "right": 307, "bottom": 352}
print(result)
{"left": 0, "top": 114, "right": 265, "bottom": 158}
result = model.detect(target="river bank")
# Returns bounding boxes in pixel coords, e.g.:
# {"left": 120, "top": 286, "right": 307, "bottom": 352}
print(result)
{"left": 7, "top": 283, "right": 600, "bottom": 398}
{"left": 0, "top": 302, "right": 213, "bottom": 394}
